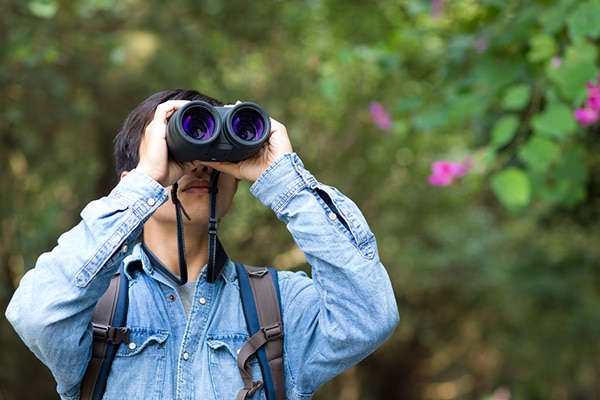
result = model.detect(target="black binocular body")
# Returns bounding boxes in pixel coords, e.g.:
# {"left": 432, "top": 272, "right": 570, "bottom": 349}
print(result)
{"left": 167, "top": 101, "right": 271, "bottom": 162}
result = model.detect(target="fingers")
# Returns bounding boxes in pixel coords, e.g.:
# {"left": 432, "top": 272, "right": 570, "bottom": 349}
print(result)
{"left": 147, "top": 100, "right": 189, "bottom": 134}
{"left": 267, "top": 118, "right": 293, "bottom": 155}
{"left": 137, "top": 100, "right": 191, "bottom": 186}
{"left": 199, "top": 117, "right": 293, "bottom": 183}
{"left": 155, "top": 100, "right": 189, "bottom": 120}
{"left": 139, "top": 100, "right": 292, "bottom": 185}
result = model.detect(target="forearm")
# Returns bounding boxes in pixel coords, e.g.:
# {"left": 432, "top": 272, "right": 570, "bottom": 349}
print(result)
{"left": 5, "top": 169, "right": 166, "bottom": 394}
{"left": 251, "top": 153, "right": 399, "bottom": 390}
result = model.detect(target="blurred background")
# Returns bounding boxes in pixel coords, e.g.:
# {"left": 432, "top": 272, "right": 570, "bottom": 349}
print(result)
{"left": 1, "top": 0, "right": 599, "bottom": 399}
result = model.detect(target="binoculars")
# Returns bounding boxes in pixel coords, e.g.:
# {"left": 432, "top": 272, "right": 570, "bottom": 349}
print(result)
{"left": 167, "top": 101, "right": 271, "bottom": 162}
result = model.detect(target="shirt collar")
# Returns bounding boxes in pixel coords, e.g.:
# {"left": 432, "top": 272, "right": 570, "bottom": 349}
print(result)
{"left": 123, "top": 242, "right": 235, "bottom": 285}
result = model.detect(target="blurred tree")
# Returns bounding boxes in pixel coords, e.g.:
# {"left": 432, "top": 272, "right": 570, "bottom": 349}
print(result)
{"left": 1, "top": 0, "right": 600, "bottom": 399}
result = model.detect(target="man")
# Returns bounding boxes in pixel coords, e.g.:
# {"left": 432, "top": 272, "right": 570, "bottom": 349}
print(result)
{"left": 6, "top": 89, "right": 399, "bottom": 399}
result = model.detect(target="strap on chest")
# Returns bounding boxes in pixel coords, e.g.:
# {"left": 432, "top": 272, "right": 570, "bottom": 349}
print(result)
{"left": 80, "top": 263, "right": 131, "bottom": 400}
{"left": 236, "top": 263, "right": 285, "bottom": 400}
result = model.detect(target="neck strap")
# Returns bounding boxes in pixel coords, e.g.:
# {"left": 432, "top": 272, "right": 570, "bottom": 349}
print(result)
{"left": 206, "top": 170, "right": 224, "bottom": 282}
{"left": 169, "top": 170, "right": 226, "bottom": 284}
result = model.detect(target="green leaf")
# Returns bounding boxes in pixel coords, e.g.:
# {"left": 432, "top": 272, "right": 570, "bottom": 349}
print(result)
{"left": 28, "top": 0, "right": 58, "bottom": 19}
{"left": 502, "top": 84, "right": 532, "bottom": 110}
{"left": 530, "top": 103, "right": 577, "bottom": 141}
{"left": 447, "top": 94, "right": 488, "bottom": 123}
{"left": 546, "top": 42, "right": 598, "bottom": 101}
{"left": 490, "top": 167, "right": 531, "bottom": 210}
{"left": 567, "top": 0, "right": 600, "bottom": 42}
{"left": 538, "top": 1, "right": 573, "bottom": 33}
{"left": 412, "top": 107, "right": 449, "bottom": 132}
{"left": 472, "top": 59, "right": 522, "bottom": 95}
{"left": 490, "top": 115, "right": 520, "bottom": 149}
{"left": 530, "top": 144, "right": 588, "bottom": 207}
{"left": 554, "top": 144, "right": 588, "bottom": 184}
{"left": 517, "top": 136, "right": 561, "bottom": 173}
{"left": 527, "top": 34, "right": 557, "bottom": 63}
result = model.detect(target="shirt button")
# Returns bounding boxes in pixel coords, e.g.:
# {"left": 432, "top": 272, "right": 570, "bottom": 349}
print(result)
{"left": 295, "top": 165, "right": 303, "bottom": 173}
{"left": 147, "top": 198, "right": 156, "bottom": 206}
{"left": 168, "top": 294, "right": 176, "bottom": 301}
{"left": 128, "top": 342, "right": 137, "bottom": 350}
{"left": 199, "top": 297, "right": 207, "bottom": 305}
{"left": 121, "top": 244, "right": 128, "bottom": 254}
{"left": 328, "top": 212, "right": 337, "bottom": 221}
{"left": 183, "top": 352, "right": 190, "bottom": 360}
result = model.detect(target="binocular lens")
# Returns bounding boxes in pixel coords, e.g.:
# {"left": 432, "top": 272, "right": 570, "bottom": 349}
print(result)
{"left": 230, "top": 108, "right": 267, "bottom": 142}
{"left": 182, "top": 108, "right": 217, "bottom": 141}
{"left": 167, "top": 101, "right": 270, "bottom": 162}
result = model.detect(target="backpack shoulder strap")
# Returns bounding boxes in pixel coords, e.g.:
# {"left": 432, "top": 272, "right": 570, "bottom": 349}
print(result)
{"left": 80, "top": 263, "right": 131, "bottom": 400}
{"left": 235, "top": 263, "right": 285, "bottom": 400}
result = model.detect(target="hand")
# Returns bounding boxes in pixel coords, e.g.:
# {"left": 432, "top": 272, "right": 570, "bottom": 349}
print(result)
{"left": 136, "top": 100, "right": 203, "bottom": 187}
{"left": 201, "top": 117, "right": 293, "bottom": 182}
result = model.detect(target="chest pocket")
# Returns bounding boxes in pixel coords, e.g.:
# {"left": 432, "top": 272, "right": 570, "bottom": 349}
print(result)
{"left": 207, "top": 334, "right": 264, "bottom": 400}
{"left": 102, "top": 328, "right": 168, "bottom": 400}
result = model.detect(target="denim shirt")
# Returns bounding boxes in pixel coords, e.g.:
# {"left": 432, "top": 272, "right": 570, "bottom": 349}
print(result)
{"left": 6, "top": 153, "right": 399, "bottom": 400}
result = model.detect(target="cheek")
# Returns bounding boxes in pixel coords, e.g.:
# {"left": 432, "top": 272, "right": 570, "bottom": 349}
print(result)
{"left": 216, "top": 180, "right": 238, "bottom": 218}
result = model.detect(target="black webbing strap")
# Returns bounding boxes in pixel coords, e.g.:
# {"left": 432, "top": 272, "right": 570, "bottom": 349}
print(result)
{"left": 206, "top": 170, "right": 222, "bottom": 283}
{"left": 171, "top": 170, "right": 224, "bottom": 285}
{"left": 171, "top": 181, "right": 190, "bottom": 285}
{"left": 81, "top": 268, "right": 130, "bottom": 400}
{"left": 236, "top": 265, "right": 285, "bottom": 400}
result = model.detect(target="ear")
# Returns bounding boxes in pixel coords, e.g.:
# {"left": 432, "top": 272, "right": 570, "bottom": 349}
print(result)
{"left": 120, "top": 170, "right": 129, "bottom": 180}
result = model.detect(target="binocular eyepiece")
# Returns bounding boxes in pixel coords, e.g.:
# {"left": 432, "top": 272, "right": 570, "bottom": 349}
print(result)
{"left": 167, "top": 101, "right": 271, "bottom": 162}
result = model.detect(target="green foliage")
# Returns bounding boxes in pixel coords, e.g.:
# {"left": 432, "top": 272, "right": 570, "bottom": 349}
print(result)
{"left": 490, "top": 167, "right": 531, "bottom": 210}
{"left": 423, "top": 0, "right": 600, "bottom": 211}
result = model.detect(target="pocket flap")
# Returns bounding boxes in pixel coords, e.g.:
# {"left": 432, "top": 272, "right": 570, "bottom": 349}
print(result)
{"left": 117, "top": 327, "right": 168, "bottom": 357}
{"left": 206, "top": 334, "right": 249, "bottom": 360}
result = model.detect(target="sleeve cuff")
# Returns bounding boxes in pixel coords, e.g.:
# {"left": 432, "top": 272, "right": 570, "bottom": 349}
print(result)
{"left": 250, "top": 153, "right": 318, "bottom": 213}
{"left": 108, "top": 169, "right": 168, "bottom": 219}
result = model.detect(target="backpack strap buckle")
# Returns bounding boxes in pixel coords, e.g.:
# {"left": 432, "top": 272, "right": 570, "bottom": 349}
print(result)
{"left": 92, "top": 323, "right": 130, "bottom": 344}
{"left": 263, "top": 323, "right": 283, "bottom": 341}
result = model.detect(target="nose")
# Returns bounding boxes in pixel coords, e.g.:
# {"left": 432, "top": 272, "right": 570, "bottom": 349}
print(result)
{"left": 191, "top": 164, "right": 213, "bottom": 175}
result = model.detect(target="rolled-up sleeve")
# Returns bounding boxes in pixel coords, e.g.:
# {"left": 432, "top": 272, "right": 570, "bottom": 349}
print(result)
{"left": 5, "top": 169, "right": 167, "bottom": 395}
{"left": 251, "top": 153, "right": 399, "bottom": 394}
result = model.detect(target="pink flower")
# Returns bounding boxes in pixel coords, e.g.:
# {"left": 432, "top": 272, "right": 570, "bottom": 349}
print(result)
{"left": 428, "top": 159, "right": 470, "bottom": 186}
{"left": 551, "top": 56, "right": 562, "bottom": 68}
{"left": 574, "top": 73, "right": 600, "bottom": 126}
{"left": 474, "top": 39, "right": 488, "bottom": 53}
{"left": 431, "top": 0, "right": 444, "bottom": 18}
{"left": 586, "top": 80, "right": 600, "bottom": 110}
{"left": 574, "top": 107, "right": 599, "bottom": 126}
{"left": 369, "top": 101, "right": 393, "bottom": 131}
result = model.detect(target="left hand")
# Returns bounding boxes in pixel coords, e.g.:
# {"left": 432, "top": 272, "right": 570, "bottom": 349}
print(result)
{"left": 201, "top": 117, "right": 293, "bottom": 182}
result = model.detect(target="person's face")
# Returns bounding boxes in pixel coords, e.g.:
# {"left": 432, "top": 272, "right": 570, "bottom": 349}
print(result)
{"left": 149, "top": 166, "right": 239, "bottom": 228}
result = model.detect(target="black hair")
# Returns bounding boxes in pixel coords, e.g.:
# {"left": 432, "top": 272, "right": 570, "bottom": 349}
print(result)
{"left": 113, "top": 89, "right": 223, "bottom": 176}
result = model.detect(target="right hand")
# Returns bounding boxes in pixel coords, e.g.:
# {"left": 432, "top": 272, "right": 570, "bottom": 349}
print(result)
{"left": 136, "top": 100, "right": 203, "bottom": 187}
